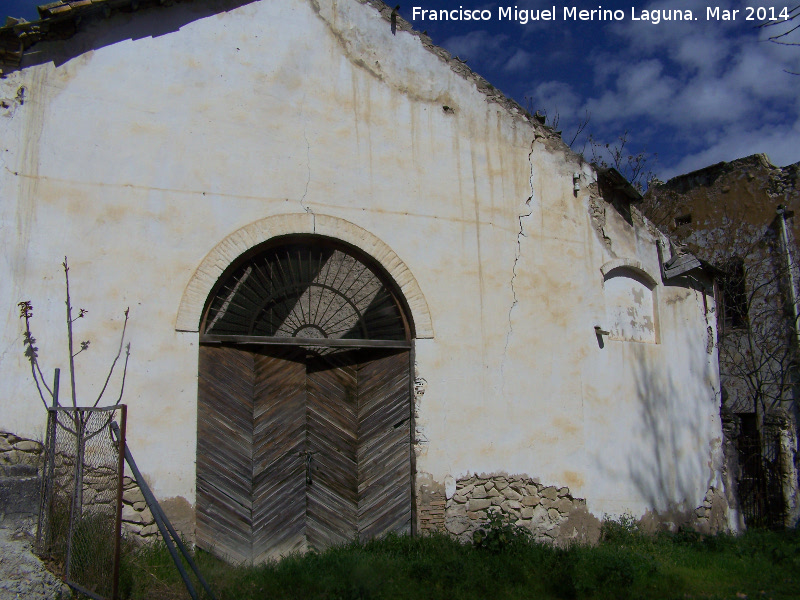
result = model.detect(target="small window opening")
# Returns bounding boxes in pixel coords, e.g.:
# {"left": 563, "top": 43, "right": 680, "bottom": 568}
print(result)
{"left": 674, "top": 214, "right": 692, "bottom": 227}
{"left": 720, "top": 257, "right": 747, "bottom": 330}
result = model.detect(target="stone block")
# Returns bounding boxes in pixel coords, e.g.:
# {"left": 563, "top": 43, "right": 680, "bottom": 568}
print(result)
{"left": 447, "top": 503, "right": 467, "bottom": 517}
{"left": 526, "top": 484, "right": 539, "bottom": 496}
{"left": 487, "top": 488, "right": 502, "bottom": 497}
{"left": 471, "top": 485, "right": 487, "bottom": 499}
{"left": 491, "top": 497, "right": 503, "bottom": 506}
{"left": 444, "top": 476, "right": 456, "bottom": 500}
{"left": 456, "top": 482, "right": 473, "bottom": 496}
{"left": 547, "top": 508, "right": 560, "bottom": 520}
{"left": 531, "top": 505, "right": 549, "bottom": 523}
{"left": 541, "top": 486, "right": 558, "bottom": 500}
{"left": 520, "top": 507, "right": 535, "bottom": 519}
{"left": 501, "top": 500, "right": 521, "bottom": 511}
{"left": 139, "top": 524, "right": 159, "bottom": 537}
{"left": 121, "top": 504, "right": 141, "bottom": 523}
{"left": 484, "top": 481, "right": 495, "bottom": 491}
{"left": 555, "top": 498, "right": 573, "bottom": 514}
{"left": 0, "top": 474, "right": 40, "bottom": 517}
{"left": 468, "top": 498, "right": 491, "bottom": 511}
{"left": 1, "top": 450, "right": 22, "bottom": 465}
{"left": 123, "top": 487, "right": 145, "bottom": 504}
{"left": 0, "top": 464, "right": 37, "bottom": 477}
{"left": 452, "top": 493, "right": 468, "bottom": 503}
{"left": 502, "top": 487, "right": 522, "bottom": 501}
{"left": 0, "top": 438, "right": 12, "bottom": 452}
{"left": 495, "top": 480, "right": 509, "bottom": 491}
{"left": 82, "top": 489, "right": 98, "bottom": 505}
{"left": 445, "top": 516, "right": 471, "bottom": 535}
{"left": 557, "top": 487, "right": 570, "bottom": 497}
{"left": 13, "top": 440, "right": 41, "bottom": 453}
{"left": 522, "top": 496, "right": 540, "bottom": 507}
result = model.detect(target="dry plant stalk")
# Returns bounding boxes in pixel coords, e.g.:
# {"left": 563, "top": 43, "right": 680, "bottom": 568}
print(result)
{"left": 19, "top": 256, "right": 131, "bottom": 412}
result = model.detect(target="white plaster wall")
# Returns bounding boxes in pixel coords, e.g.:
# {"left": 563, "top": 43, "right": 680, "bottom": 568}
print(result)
{"left": 0, "top": 0, "right": 721, "bottom": 519}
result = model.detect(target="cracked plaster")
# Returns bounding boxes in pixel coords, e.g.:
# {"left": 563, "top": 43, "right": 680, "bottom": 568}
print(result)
{"left": 0, "top": 0, "right": 725, "bottom": 527}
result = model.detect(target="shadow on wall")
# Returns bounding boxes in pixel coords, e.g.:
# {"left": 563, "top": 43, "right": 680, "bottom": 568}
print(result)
{"left": 597, "top": 278, "right": 726, "bottom": 530}
{"left": 634, "top": 347, "right": 706, "bottom": 495}
{"left": 20, "top": 0, "right": 259, "bottom": 70}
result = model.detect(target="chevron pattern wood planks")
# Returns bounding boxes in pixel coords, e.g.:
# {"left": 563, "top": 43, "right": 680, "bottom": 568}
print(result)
{"left": 197, "top": 344, "right": 411, "bottom": 563}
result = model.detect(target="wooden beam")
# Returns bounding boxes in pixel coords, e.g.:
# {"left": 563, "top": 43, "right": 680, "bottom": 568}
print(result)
{"left": 200, "top": 335, "right": 411, "bottom": 349}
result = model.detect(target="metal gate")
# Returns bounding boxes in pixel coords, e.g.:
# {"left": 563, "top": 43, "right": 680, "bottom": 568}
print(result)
{"left": 736, "top": 430, "right": 786, "bottom": 529}
{"left": 37, "top": 405, "right": 127, "bottom": 600}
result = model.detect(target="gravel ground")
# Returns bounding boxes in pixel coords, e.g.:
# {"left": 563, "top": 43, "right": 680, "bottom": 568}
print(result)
{"left": 0, "top": 517, "right": 69, "bottom": 600}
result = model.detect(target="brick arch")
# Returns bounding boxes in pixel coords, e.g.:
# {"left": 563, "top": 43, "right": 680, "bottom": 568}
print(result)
{"left": 176, "top": 213, "right": 433, "bottom": 338}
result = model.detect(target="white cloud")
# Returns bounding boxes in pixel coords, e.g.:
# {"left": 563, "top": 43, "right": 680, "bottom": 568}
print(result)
{"left": 529, "top": 80, "right": 582, "bottom": 118}
{"left": 664, "top": 117, "right": 800, "bottom": 178}
{"left": 503, "top": 49, "right": 534, "bottom": 73}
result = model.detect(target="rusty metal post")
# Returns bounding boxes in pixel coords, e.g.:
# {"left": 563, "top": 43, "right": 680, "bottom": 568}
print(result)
{"left": 46, "top": 370, "right": 59, "bottom": 548}
{"left": 37, "top": 407, "right": 57, "bottom": 552}
{"left": 111, "top": 405, "right": 127, "bottom": 600}
{"left": 65, "top": 409, "right": 85, "bottom": 579}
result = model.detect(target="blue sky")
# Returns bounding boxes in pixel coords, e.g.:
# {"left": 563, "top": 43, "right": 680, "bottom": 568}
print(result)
{"left": 4, "top": 0, "right": 800, "bottom": 180}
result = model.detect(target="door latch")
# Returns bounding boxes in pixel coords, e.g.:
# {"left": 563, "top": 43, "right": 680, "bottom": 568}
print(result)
{"left": 299, "top": 450, "right": 318, "bottom": 485}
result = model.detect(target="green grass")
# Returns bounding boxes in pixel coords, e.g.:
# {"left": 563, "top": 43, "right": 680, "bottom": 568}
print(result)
{"left": 116, "top": 524, "right": 800, "bottom": 600}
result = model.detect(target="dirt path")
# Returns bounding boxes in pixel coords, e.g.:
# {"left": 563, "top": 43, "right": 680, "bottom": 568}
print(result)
{"left": 0, "top": 517, "right": 69, "bottom": 600}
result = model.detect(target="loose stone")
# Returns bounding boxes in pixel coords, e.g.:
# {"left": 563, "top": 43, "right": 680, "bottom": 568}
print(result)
{"left": 541, "top": 486, "right": 558, "bottom": 500}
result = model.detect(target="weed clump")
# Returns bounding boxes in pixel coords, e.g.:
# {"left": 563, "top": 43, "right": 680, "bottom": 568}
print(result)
{"left": 472, "top": 510, "right": 531, "bottom": 553}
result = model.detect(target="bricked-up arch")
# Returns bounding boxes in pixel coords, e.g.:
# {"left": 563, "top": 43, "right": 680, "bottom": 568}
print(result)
{"left": 196, "top": 234, "right": 414, "bottom": 564}
{"left": 601, "top": 259, "right": 660, "bottom": 344}
{"left": 176, "top": 213, "right": 433, "bottom": 338}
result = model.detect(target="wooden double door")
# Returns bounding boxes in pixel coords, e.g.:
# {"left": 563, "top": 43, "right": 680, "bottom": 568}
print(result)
{"left": 196, "top": 344, "right": 412, "bottom": 563}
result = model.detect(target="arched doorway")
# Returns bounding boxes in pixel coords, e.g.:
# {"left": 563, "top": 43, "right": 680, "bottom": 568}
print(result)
{"left": 196, "top": 236, "right": 414, "bottom": 563}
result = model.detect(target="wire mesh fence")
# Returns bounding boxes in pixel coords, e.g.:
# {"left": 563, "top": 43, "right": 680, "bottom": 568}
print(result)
{"left": 37, "top": 405, "right": 126, "bottom": 600}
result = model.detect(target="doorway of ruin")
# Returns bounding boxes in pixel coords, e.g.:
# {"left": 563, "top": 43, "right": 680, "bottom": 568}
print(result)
{"left": 195, "top": 236, "right": 414, "bottom": 563}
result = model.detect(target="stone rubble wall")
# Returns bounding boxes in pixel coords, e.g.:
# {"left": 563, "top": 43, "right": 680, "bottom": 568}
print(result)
{"left": 0, "top": 432, "right": 44, "bottom": 521}
{"left": 0, "top": 431, "right": 44, "bottom": 470}
{"left": 1, "top": 430, "right": 158, "bottom": 542}
{"left": 441, "top": 475, "right": 591, "bottom": 545}
{"left": 420, "top": 472, "right": 732, "bottom": 546}
{"left": 121, "top": 475, "right": 158, "bottom": 540}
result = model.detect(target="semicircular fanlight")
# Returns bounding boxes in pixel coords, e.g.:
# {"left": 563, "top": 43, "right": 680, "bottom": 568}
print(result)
{"left": 202, "top": 242, "right": 407, "bottom": 341}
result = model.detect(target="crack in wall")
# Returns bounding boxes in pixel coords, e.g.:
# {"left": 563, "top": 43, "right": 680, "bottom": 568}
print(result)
{"left": 298, "top": 97, "right": 315, "bottom": 231}
{"left": 500, "top": 138, "right": 536, "bottom": 392}
{"left": 300, "top": 123, "right": 312, "bottom": 214}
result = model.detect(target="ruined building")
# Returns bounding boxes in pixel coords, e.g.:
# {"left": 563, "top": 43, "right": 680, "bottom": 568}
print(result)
{"left": 1, "top": 0, "right": 730, "bottom": 562}
{"left": 644, "top": 154, "right": 800, "bottom": 528}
